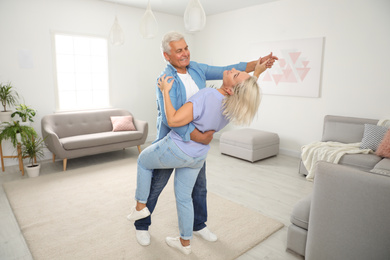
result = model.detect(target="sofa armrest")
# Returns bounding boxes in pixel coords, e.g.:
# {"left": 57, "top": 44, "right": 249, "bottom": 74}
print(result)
{"left": 305, "top": 162, "right": 390, "bottom": 260}
{"left": 41, "top": 119, "right": 66, "bottom": 158}
{"left": 133, "top": 118, "right": 147, "bottom": 134}
{"left": 133, "top": 118, "right": 148, "bottom": 142}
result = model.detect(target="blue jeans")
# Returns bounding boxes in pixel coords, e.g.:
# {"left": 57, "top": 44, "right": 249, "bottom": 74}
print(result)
{"left": 134, "top": 135, "right": 208, "bottom": 239}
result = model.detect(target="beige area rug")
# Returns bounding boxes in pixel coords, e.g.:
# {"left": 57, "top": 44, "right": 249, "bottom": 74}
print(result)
{"left": 3, "top": 157, "right": 283, "bottom": 260}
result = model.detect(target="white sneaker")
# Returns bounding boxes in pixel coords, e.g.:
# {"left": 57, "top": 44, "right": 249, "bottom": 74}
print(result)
{"left": 136, "top": 230, "right": 151, "bottom": 246}
{"left": 127, "top": 206, "right": 150, "bottom": 221}
{"left": 165, "top": 236, "right": 191, "bottom": 255}
{"left": 194, "top": 227, "right": 218, "bottom": 242}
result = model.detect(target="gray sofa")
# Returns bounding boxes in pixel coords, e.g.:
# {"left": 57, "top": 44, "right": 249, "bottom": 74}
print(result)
{"left": 287, "top": 115, "right": 390, "bottom": 257}
{"left": 288, "top": 161, "right": 390, "bottom": 260}
{"left": 299, "top": 115, "right": 389, "bottom": 175}
{"left": 41, "top": 109, "right": 148, "bottom": 171}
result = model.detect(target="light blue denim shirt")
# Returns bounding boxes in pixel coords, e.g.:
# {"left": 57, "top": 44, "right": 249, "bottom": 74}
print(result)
{"left": 154, "top": 60, "right": 247, "bottom": 143}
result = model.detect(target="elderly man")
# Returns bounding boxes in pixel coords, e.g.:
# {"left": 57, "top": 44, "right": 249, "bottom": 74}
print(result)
{"left": 133, "top": 31, "right": 277, "bottom": 248}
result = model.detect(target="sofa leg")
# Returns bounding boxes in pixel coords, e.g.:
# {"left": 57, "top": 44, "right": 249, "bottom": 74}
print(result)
{"left": 63, "top": 158, "right": 67, "bottom": 171}
{"left": 52, "top": 154, "right": 56, "bottom": 162}
{"left": 137, "top": 145, "right": 142, "bottom": 154}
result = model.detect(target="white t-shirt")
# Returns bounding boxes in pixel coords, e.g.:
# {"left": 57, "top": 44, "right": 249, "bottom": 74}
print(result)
{"left": 178, "top": 72, "right": 199, "bottom": 100}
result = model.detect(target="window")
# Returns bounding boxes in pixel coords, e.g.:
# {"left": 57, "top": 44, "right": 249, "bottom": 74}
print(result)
{"left": 54, "top": 33, "right": 110, "bottom": 111}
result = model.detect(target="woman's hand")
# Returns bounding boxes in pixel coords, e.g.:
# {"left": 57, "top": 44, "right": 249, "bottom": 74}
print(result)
{"left": 261, "top": 52, "right": 278, "bottom": 68}
{"left": 158, "top": 74, "right": 194, "bottom": 127}
{"left": 253, "top": 58, "right": 270, "bottom": 78}
{"left": 158, "top": 74, "right": 174, "bottom": 93}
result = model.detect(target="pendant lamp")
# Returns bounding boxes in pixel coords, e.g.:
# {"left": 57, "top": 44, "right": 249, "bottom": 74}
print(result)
{"left": 109, "top": 15, "right": 125, "bottom": 45}
{"left": 184, "top": 0, "right": 206, "bottom": 32}
{"left": 140, "top": 0, "right": 158, "bottom": 39}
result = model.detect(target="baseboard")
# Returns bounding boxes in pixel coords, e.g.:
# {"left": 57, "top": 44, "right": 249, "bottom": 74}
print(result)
{"left": 0, "top": 135, "right": 299, "bottom": 167}
{"left": 280, "top": 148, "right": 300, "bottom": 158}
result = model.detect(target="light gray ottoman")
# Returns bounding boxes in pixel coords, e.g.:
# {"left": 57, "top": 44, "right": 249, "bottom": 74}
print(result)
{"left": 219, "top": 128, "right": 279, "bottom": 162}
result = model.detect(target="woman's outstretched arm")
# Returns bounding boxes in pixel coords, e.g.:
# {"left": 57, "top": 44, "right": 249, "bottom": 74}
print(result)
{"left": 158, "top": 74, "right": 194, "bottom": 128}
{"left": 253, "top": 58, "right": 269, "bottom": 78}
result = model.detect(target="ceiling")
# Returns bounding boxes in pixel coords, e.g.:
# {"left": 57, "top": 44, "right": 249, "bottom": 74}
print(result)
{"left": 102, "top": 0, "right": 279, "bottom": 16}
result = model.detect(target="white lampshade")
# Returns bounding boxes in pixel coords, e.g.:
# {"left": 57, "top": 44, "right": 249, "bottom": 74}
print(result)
{"left": 109, "top": 16, "right": 125, "bottom": 45}
{"left": 184, "top": 0, "right": 206, "bottom": 32}
{"left": 140, "top": 0, "right": 158, "bottom": 39}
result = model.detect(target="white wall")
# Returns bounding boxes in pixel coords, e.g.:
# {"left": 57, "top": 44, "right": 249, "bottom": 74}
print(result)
{"left": 0, "top": 0, "right": 389, "bottom": 167}
{"left": 193, "top": 0, "right": 390, "bottom": 156}
{"left": 0, "top": 0, "right": 191, "bottom": 165}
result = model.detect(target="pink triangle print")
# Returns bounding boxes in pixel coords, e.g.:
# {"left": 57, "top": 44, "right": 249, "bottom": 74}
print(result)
{"left": 278, "top": 58, "right": 286, "bottom": 68}
{"left": 289, "top": 52, "right": 301, "bottom": 64}
{"left": 272, "top": 74, "right": 284, "bottom": 86}
{"left": 260, "top": 48, "right": 314, "bottom": 86}
{"left": 282, "top": 64, "right": 297, "bottom": 83}
{"left": 302, "top": 60, "right": 310, "bottom": 68}
{"left": 254, "top": 37, "right": 323, "bottom": 97}
{"left": 296, "top": 68, "right": 310, "bottom": 81}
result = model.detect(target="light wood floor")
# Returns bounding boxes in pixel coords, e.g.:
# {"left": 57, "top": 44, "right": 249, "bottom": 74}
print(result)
{"left": 0, "top": 140, "right": 312, "bottom": 260}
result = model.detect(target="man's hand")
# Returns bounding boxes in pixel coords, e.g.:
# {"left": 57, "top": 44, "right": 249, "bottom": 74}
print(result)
{"left": 260, "top": 52, "right": 278, "bottom": 69}
{"left": 190, "top": 128, "right": 215, "bottom": 145}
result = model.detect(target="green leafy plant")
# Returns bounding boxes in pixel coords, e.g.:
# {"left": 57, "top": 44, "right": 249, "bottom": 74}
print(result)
{"left": 21, "top": 137, "right": 46, "bottom": 167}
{"left": 11, "top": 104, "right": 36, "bottom": 122}
{"left": 0, "top": 82, "right": 19, "bottom": 112}
{"left": 0, "top": 121, "right": 37, "bottom": 147}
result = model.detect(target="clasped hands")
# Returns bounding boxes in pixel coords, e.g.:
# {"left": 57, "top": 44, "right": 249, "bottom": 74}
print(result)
{"left": 252, "top": 52, "right": 278, "bottom": 78}
{"left": 261, "top": 52, "right": 278, "bottom": 69}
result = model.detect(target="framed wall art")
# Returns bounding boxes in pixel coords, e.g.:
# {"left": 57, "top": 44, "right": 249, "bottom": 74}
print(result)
{"left": 252, "top": 37, "right": 324, "bottom": 98}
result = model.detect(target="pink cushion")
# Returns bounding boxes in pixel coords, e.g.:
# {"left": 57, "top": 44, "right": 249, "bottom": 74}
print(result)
{"left": 376, "top": 129, "right": 390, "bottom": 158}
{"left": 111, "top": 116, "right": 136, "bottom": 132}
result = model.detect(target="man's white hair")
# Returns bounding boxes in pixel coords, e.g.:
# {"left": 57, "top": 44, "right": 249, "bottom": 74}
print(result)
{"left": 161, "top": 31, "right": 185, "bottom": 55}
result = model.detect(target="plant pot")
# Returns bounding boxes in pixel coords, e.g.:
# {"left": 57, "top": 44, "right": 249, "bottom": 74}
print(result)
{"left": 0, "top": 111, "right": 13, "bottom": 123}
{"left": 25, "top": 163, "right": 40, "bottom": 178}
{"left": 16, "top": 133, "right": 22, "bottom": 143}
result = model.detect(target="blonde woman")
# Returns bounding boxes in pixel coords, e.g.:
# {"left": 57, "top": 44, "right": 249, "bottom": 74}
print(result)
{"left": 128, "top": 58, "right": 269, "bottom": 255}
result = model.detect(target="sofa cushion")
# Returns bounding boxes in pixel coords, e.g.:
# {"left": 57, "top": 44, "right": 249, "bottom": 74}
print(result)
{"left": 60, "top": 131, "right": 144, "bottom": 150}
{"left": 376, "top": 129, "right": 390, "bottom": 159}
{"left": 46, "top": 109, "right": 132, "bottom": 138}
{"left": 290, "top": 194, "right": 311, "bottom": 230}
{"left": 338, "top": 153, "right": 383, "bottom": 171}
{"left": 111, "top": 116, "right": 136, "bottom": 131}
{"left": 360, "top": 124, "right": 389, "bottom": 151}
{"left": 371, "top": 158, "right": 390, "bottom": 176}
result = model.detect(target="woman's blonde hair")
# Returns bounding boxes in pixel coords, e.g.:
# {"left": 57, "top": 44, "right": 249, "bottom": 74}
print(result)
{"left": 222, "top": 76, "right": 261, "bottom": 125}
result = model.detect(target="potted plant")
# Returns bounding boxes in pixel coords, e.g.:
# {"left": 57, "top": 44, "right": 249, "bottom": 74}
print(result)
{"left": 21, "top": 137, "right": 46, "bottom": 177}
{"left": 11, "top": 103, "right": 36, "bottom": 125}
{"left": 0, "top": 82, "right": 19, "bottom": 123}
{"left": 0, "top": 121, "right": 37, "bottom": 148}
